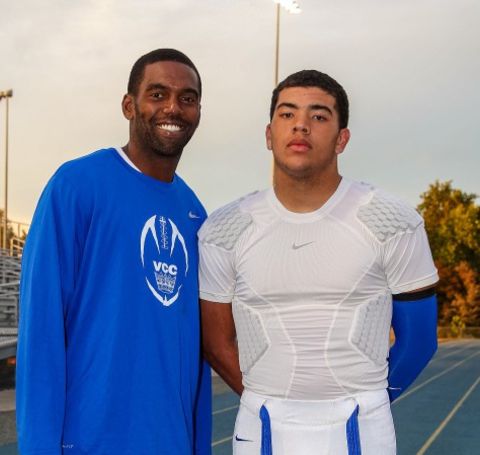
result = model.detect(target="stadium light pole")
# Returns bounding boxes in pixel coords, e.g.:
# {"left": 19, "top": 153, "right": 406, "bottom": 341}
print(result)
{"left": 0, "top": 89, "right": 13, "bottom": 250}
{"left": 273, "top": 0, "right": 301, "bottom": 86}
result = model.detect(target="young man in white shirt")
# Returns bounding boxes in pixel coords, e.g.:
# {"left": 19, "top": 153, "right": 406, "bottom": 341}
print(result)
{"left": 199, "top": 70, "right": 438, "bottom": 455}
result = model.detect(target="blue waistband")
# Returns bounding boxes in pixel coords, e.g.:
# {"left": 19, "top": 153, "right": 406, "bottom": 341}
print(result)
{"left": 258, "top": 404, "right": 362, "bottom": 455}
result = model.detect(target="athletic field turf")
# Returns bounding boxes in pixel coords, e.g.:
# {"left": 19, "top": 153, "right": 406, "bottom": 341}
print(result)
{"left": 1, "top": 339, "right": 479, "bottom": 454}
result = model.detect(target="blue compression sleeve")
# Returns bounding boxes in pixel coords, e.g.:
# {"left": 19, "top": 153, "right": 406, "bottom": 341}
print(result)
{"left": 388, "top": 291, "right": 438, "bottom": 402}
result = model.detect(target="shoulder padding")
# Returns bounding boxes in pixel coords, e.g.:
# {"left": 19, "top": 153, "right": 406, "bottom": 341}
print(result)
{"left": 200, "top": 197, "right": 253, "bottom": 251}
{"left": 357, "top": 191, "right": 422, "bottom": 242}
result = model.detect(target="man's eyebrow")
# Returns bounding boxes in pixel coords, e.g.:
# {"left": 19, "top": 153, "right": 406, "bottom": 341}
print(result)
{"left": 146, "top": 83, "right": 168, "bottom": 91}
{"left": 309, "top": 104, "right": 333, "bottom": 115}
{"left": 182, "top": 88, "right": 200, "bottom": 97}
{"left": 276, "top": 102, "right": 298, "bottom": 111}
{"left": 145, "top": 83, "right": 199, "bottom": 97}
{"left": 276, "top": 102, "right": 333, "bottom": 115}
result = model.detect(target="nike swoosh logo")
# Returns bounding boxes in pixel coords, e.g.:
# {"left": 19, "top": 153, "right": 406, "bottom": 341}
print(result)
{"left": 188, "top": 211, "right": 201, "bottom": 219}
{"left": 235, "top": 435, "right": 253, "bottom": 442}
{"left": 292, "top": 241, "right": 315, "bottom": 250}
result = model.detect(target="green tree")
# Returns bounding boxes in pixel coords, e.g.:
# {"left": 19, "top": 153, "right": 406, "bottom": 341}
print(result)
{"left": 418, "top": 181, "right": 480, "bottom": 270}
{"left": 418, "top": 181, "right": 480, "bottom": 327}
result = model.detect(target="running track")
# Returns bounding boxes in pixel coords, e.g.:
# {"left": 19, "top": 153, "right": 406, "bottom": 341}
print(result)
{"left": 211, "top": 339, "right": 480, "bottom": 455}
{"left": 1, "top": 339, "right": 479, "bottom": 454}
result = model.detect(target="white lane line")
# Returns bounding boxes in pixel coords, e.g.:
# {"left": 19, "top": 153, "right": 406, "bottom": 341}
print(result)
{"left": 212, "top": 435, "right": 232, "bottom": 447}
{"left": 416, "top": 375, "right": 480, "bottom": 455}
{"left": 210, "top": 342, "right": 480, "bottom": 446}
{"left": 432, "top": 343, "right": 476, "bottom": 362}
{"left": 420, "top": 341, "right": 475, "bottom": 365}
{"left": 212, "top": 404, "right": 239, "bottom": 415}
{"left": 394, "top": 350, "right": 480, "bottom": 405}
{"left": 438, "top": 339, "right": 477, "bottom": 351}
{"left": 438, "top": 340, "right": 467, "bottom": 348}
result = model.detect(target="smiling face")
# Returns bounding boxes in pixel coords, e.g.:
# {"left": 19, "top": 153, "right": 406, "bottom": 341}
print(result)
{"left": 122, "top": 60, "right": 201, "bottom": 159}
{"left": 266, "top": 86, "right": 350, "bottom": 182}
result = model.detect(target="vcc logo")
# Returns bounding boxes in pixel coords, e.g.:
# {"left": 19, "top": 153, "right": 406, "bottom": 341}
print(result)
{"left": 140, "top": 215, "right": 189, "bottom": 306}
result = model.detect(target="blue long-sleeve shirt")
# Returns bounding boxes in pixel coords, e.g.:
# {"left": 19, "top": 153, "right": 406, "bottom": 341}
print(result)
{"left": 17, "top": 148, "right": 211, "bottom": 455}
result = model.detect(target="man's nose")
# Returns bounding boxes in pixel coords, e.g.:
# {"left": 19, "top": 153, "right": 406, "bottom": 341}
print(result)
{"left": 163, "top": 97, "right": 181, "bottom": 115}
{"left": 293, "top": 122, "right": 310, "bottom": 134}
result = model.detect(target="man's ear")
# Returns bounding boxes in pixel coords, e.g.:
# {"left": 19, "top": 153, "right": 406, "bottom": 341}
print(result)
{"left": 265, "top": 124, "right": 273, "bottom": 151}
{"left": 196, "top": 102, "right": 202, "bottom": 128}
{"left": 122, "top": 94, "right": 135, "bottom": 120}
{"left": 335, "top": 128, "right": 350, "bottom": 155}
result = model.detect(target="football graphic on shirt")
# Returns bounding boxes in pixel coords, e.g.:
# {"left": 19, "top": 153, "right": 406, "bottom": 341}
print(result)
{"left": 140, "top": 215, "right": 189, "bottom": 306}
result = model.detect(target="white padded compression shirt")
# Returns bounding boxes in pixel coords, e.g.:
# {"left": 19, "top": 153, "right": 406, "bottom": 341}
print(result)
{"left": 199, "top": 178, "right": 438, "bottom": 400}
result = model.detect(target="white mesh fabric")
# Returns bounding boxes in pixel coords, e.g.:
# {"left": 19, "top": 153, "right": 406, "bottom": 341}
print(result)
{"left": 232, "top": 302, "right": 270, "bottom": 374}
{"left": 199, "top": 181, "right": 437, "bottom": 399}
{"left": 357, "top": 192, "right": 422, "bottom": 242}
{"left": 350, "top": 294, "right": 392, "bottom": 365}
{"left": 201, "top": 198, "right": 253, "bottom": 251}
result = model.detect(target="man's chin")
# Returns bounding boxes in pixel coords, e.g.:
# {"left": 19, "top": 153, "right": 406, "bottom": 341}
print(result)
{"left": 275, "top": 161, "right": 313, "bottom": 180}
{"left": 151, "top": 146, "right": 184, "bottom": 159}
{"left": 151, "top": 133, "right": 195, "bottom": 158}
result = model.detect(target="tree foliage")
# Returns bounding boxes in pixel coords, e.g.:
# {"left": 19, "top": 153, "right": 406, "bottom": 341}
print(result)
{"left": 418, "top": 181, "right": 480, "bottom": 327}
{"left": 436, "top": 261, "right": 480, "bottom": 327}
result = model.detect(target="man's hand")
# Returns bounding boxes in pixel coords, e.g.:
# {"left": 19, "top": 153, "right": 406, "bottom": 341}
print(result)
{"left": 201, "top": 299, "right": 243, "bottom": 395}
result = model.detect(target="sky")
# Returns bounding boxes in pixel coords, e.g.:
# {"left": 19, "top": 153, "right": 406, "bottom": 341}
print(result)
{"left": 0, "top": 0, "right": 479, "bottom": 224}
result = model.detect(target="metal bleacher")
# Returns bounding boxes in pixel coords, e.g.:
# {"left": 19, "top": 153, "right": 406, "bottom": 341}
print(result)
{"left": 0, "top": 247, "right": 21, "bottom": 360}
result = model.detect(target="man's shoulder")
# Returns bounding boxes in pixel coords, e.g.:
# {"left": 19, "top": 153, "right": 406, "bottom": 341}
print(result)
{"left": 198, "top": 190, "right": 265, "bottom": 250}
{"left": 174, "top": 174, "right": 207, "bottom": 219}
{"left": 51, "top": 148, "right": 115, "bottom": 184}
{"left": 348, "top": 180, "right": 423, "bottom": 242}
{"left": 40, "top": 148, "right": 115, "bottom": 205}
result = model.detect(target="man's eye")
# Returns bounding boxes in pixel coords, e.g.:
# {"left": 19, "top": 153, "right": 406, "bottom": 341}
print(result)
{"left": 279, "top": 112, "right": 293, "bottom": 119}
{"left": 152, "top": 92, "right": 164, "bottom": 99}
{"left": 313, "top": 114, "right": 326, "bottom": 121}
{"left": 181, "top": 96, "right": 197, "bottom": 104}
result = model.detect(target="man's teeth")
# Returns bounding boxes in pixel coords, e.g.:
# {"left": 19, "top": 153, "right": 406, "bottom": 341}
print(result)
{"left": 159, "top": 124, "right": 182, "bottom": 131}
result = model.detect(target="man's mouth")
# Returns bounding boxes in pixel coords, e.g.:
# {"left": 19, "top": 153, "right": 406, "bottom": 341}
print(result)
{"left": 287, "top": 139, "right": 311, "bottom": 151}
{"left": 156, "top": 123, "right": 185, "bottom": 132}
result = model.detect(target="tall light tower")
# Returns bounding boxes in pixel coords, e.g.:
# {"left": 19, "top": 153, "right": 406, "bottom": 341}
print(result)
{"left": 0, "top": 89, "right": 13, "bottom": 250}
{"left": 273, "top": 0, "right": 301, "bottom": 86}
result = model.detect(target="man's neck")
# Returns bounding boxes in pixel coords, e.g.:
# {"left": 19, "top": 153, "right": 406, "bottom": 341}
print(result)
{"left": 122, "top": 143, "right": 180, "bottom": 183}
{"left": 273, "top": 168, "right": 342, "bottom": 213}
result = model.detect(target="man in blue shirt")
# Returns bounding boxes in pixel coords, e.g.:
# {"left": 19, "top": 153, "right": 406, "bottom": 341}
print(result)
{"left": 17, "top": 49, "right": 211, "bottom": 455}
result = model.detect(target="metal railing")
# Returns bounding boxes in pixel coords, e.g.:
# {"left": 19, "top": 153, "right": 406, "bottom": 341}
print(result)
{"left": 10, "top": 236, "right": 25, "bottom": 257}
{"left": 0, "top": 247, "right": 21, "bottom": 358}
{"left": 0, "top": 247, "right": 21, "bottom": 330}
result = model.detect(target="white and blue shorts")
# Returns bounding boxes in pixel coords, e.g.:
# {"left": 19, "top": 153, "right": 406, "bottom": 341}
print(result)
{"left": 233, "top": 389, "right": 396, "bottom": 455}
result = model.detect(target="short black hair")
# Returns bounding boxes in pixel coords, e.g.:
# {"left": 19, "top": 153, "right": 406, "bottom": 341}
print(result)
{"left": 270, "top": 70, "right": 349, "bottom": 129}
{"left": 127, "top": 48, "right": 202, "bottom": 97}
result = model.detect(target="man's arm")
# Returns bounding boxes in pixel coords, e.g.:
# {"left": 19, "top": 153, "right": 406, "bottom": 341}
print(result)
{"left": 16, "top": 175, "right": 79, "bottom": 455}
{"left": 388, "top": 286, "right": 438, "bottom": 402}
{"left": 201, "top": 299, "right": 243, "bottom": 395}
{"left": 193, "top": 359, "right": 212, "bottom": 455}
